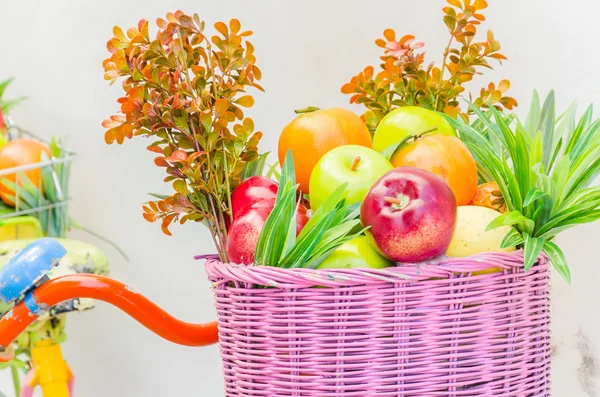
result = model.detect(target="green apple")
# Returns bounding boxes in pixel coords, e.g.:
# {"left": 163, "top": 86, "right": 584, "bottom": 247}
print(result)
{"left": 309, "top": 145, "right": 392, "bottom": 211}
{"left": 317, "top": 235, "right": 393, "bottom": 269}
{"left": 373, "top": 106, "right": 456, "bottom": 153}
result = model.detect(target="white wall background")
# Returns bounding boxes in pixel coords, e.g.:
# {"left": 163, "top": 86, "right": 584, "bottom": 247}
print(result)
{"left": 0, "top": 0, "right": 599, "bottom": 396}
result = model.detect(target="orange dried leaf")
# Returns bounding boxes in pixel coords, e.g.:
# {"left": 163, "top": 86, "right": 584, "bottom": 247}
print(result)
{"left": 383, "top": 28, "right": 396, "bottom": 42}
{"left": 399, "top": 34, "right": 415, "bottom": 46}
{"left": 341, "top": 83, "right": 355, "bottom": 94}
{"left": 230, "top": 18, "right": 241, "bottom": 34}
{"left": 215, "top": 98, "right": 229, "bottom": 114}
{"left": 166, "top": 150, "right": 187, "bottom": 163}
{"left": 154, "top": 156, "right": 169, "bottom": 167}
{"left": 104, "top": 129, "right": 116, "bottom": 145}
{"left": 161, "top": 215, "right": 174, "bottom": 236}
{"left": 474, "top": 0, "right": 488, "bottom": 9}
{"left": 498, "top": 79, "right": 510, "bottom": 92}
{"left": 214, "top": 21, "right": 228, "bottom": 37}
{"left": 235, "top": 95, "right": 254, "bottom": 107}
{"left": 143, "top": 212, "right": 158, "bottom": 222}
{"left": 147, "top": 144, "right": 163, "bottom": 153}
{"left": 113, "top": 26, "right": 126, "bottom": 41}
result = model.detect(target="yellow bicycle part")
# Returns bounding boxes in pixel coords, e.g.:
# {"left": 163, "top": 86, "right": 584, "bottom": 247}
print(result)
{"left": 28, "top": 340, "right": 73, "bottom": 397}
{"left": 0, "top": 216, "right": 43, "bottom": 241}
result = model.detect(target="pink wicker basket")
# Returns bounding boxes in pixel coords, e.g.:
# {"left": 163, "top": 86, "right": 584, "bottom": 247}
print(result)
{"left": 205, "top": 251, "right": 550, "bottom": 397}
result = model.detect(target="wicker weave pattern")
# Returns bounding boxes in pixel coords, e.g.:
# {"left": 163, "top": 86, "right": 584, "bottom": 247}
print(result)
{"left": 206, "top": 252, "right": 550, "bottom": 396}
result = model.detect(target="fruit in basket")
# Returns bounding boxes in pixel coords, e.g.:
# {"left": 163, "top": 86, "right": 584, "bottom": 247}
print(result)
{"left": 317, "top": 235, "right": 392, "bottom": 269}
{"left": 361, "top": 167, "right": 457, "bottom": 262}
{"left": 0, "top": 139, "right": 51, "bottom": 206}
{"left": 278, "top": 107, "right": 372, "bottom": 193}
{"left": 227, "top": 198, "right": 309, "bottom": 264}
{"left": 309, "top": 145, "right": 392, "bottom": 211}
{"left": 389, "top": 135, "right": 477, "bottom": 206}
{"left": 470, "top": 182, "right": 507, "bottom": 213}
{"left": 231, "top": 176, "right": 278, "bottom": 218}
{"left": 447, "top": 206, "right": 516, "bottom": 274}
{"left": 372, "top": 107, "right": 455, "bottom": 153}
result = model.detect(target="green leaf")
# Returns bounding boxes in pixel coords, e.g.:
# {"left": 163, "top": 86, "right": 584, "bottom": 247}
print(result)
{"left": 305, "top": 227, "right": 368, "bottom": 269}
{"left": 543, "top": 241, "right": 571, "bottom": 282}
{"left": 513, "top": 119, "right": 532, "bottom": 210}
{"left": 313, "top": 219, "right": 361, "bottom": 254}
{"left": 486, "top": 210, "right": 535, "bottom": 234}
{"left": 1, "top": 178, "right": 39, "bottom": 209}
{"left": 523, "top": 188, "right": 547, "bottom": 207}
{"left": 381, "top": 134, "right": 414, "bottom": 160}
{"left": 490, "top": 106, "right": 517, "bottom": 162}
{"left": 570, "top": 119, "right": 600, "bottom": 165}
{"left": 279, "top": 211, "right": 335, "bottom": 268}
{"left": 174, "top": 115, "right": 191, "bottom": 134}
{"left": 297, "top": 183, "right": 347, "bottom": 241}
{"left": 537, "top": 90, "right": 556, "bottom": 170}
{"left": 530, "top": 131, "right": 543, "bottom": 169}
{"left": 342, "top": 201, "right": 361, "bottom": 222}
{"left": 564, "top": 156, "right": 600, "bottom": 199}
{"left": 148, "top": 192, "right": 170, "bottom": 199}
{"left": 501, "top": 155, "right": 523, "bottom": 212}
{"left": 523, "top": 233, "right": 544, "bottom": 271}
{"left": 280, "top": 196, "right": 300, "bottom": 260}
{"left": 547, "top": 137, "right": 563, "bottom": 174}
{"left": 525, "top": 89, "right": 541, "bottom": 137}
{"left": 564, "top": 104, "right": 593, "bottom": 155}
{"left": 500, "top": 227, "right": 524, "bottom": 249}
{"left": 241, "top": 152, "right": 270, "bottom": 180}
{"left": 558, "top": 186, "right": 600, "bottom": 212}
{"left": 277, "top": 150, "right": 295, "bottom": 201}
{"left": 536, "top": 193, "right": 600, "bottom": 237}
{"left": 537, "top": 210, "right": 600, "bottom": 240}
{"left": 265, "top": 162, "right": 281, "bottom": 180}
{"left": 0, "top": 96, "right": 27, "bottom": 112}
{"left": 0, "top": 77, "right": 14, "bottom": 99}
{"left": 551, "top": 154, "right": 570, "bottom": 206}
{"left": 254, "top": 184, "right": 297, "bottom": 265}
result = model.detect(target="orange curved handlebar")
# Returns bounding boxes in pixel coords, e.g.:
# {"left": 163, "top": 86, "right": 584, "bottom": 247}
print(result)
{"left": 0, "top": 274, "right": 219, "bottom": 353}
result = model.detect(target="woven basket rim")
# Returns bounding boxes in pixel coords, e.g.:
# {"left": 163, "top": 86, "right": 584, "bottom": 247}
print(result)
{"left": 204, "top": 250, "right": 549, "bottom": 288}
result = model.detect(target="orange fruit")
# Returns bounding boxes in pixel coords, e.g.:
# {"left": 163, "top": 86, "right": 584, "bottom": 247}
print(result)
{"left": 390, "top": 135, "right": 477, "bottom": 206}
{"left": 0, "top": 139, "right": 52, "bottom": 206}
{"left": 278, "top": 108, "right": 372, "bottom": 193}
{"left": 470, "top": 182, "right": 507, "bottom": 213}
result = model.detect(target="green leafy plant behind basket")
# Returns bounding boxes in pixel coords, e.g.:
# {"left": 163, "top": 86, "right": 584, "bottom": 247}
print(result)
{"left": 446, "top": 90, "right": 600, "bottom": 282}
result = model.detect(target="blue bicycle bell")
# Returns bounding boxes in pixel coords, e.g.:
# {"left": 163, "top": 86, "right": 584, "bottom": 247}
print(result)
{"left": 0, "top": 238, "right": 67, "bottom": 304}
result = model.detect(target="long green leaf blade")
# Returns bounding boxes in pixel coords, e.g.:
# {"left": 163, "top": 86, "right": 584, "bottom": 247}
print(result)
{"left": 543, "top": 241, "right": 571, "bottom": 282}
{"left": 500, "top": 227, "right": 524, "bottom": 249}
{"left": 523, "top": 233, "right": 544, "bottom": 271}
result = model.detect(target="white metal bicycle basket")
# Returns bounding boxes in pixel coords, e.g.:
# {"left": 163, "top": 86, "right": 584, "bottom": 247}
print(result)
{"left": 0, "top": 121, "right": 76, "bottom": 238}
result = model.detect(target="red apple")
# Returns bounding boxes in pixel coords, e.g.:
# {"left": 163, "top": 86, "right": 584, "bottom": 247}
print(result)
{"left": 231, "top": 176, "right": 278, "bottom": 219}
{"left": 227, "top": 198, "right": 310, "bottom": 264}
{"left": 360, "top": 167, "right": 457, "bottom": 263}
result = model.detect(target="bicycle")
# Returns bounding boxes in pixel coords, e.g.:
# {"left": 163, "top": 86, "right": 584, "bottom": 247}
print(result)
{"left": 0, "top": 238, "right": 109, "bottom": 397}
{"left": 0, "top": 239, "right": 218, "bottom": 396}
